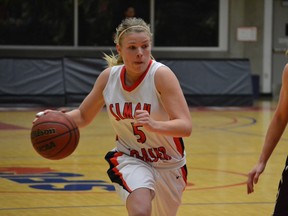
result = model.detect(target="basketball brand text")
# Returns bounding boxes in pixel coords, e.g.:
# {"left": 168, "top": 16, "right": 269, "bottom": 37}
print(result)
{"left": 37, "top": 142, "right": 56, "bottom": 152}
{"left": 31, "top": 128, "right": 56, "bottom": 139}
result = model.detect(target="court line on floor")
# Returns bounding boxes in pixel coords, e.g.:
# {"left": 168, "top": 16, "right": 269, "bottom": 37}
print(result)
{"left": 0, "top": 201, "right": 274, "bottom": 211}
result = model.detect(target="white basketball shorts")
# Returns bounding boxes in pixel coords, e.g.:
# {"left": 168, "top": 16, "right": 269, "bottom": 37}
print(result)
{"left": 105, "top": 149, "right": 187, "bottom": 216}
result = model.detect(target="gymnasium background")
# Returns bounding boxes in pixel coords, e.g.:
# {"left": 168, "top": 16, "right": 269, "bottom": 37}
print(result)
{"left": 0, "top": 0, "right": 288, "bottom": 107}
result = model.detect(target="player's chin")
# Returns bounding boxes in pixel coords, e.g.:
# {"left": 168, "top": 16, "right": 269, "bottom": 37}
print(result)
{"left": 134, "top": 62, "right": 147, "bottom": 71}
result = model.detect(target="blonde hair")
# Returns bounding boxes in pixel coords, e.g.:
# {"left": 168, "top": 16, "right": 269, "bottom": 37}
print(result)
{"left": 103, "top": 17, "right": 153, "bottom": 67}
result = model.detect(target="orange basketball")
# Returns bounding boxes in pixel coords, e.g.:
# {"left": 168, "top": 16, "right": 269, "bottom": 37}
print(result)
{"left": 30, "top": 112, "right": 80, "bottom": 160}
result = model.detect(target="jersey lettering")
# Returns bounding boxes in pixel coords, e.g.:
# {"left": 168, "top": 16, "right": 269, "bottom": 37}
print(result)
{"left": 109, "top": 102, "right": 151, "bottom": 121}
{"left": 131, "top": 123, "right": 146, "bottom": 143}
{"left": 123, "top": 102, "right": 133, "bottom": 119}
{"left": 130, "top": 147, "right": 172, "bottom": 162}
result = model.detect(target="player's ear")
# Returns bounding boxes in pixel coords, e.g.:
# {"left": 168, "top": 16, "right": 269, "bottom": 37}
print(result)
{"left": 116, "top": 44, "right": 121, "bottom": 55}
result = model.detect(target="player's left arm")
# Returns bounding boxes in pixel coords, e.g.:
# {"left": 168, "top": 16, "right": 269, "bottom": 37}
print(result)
{"left": 135, "top": 66, "right": 192, "bottom": 137}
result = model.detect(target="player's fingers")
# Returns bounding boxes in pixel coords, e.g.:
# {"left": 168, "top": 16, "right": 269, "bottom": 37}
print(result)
{"left": 247, "top": 171, "right": 256, "bottom": 194}
{"left": 33, "top": 109, "right": 54, "bottom": 123}
{"left": 35, "top": 111, "right": 45, "bottom": 117}
{"left": 247, "top": 179, "right": 252, "bottom": 194}
{"left": 135, "top": 109, "right": 145, "bottom": 114}
{"left": 253, "top": 172, "right": 260, "bottom": 184}
{"left": 247, "top": 182, "right": 254, "bottom": 194}
{"left": 35, "top": 109, "right": 55, "bottom": 117}
{"left": 134, "top": 111, "right": 149, "bottom": 121}
{"left": 33, "top": 112, "right": 44, "bottom": 124}
{"left": 135, "top": 109, "right": 149, "bottom": 117}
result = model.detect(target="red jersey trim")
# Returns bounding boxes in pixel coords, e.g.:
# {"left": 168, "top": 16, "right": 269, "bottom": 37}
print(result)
{"left": 181, "top": 165, "right": 188, "bottom": 185}
{"left": 120, "top": 60, "right": 153, "bottom": 92}
{"left": 173, "top": 137, "right": 185, "bottom": 157}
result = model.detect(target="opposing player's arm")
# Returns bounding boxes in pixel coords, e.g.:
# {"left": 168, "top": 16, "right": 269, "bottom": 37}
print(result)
{"left": 259, "top": 63, "right": 288, "bottom": 162}
{"left": 67, "top": 68, "right": 110, "bottom": 128}
{"left": 247, "top": 63, "right": 288, "bottom": 194}
{"left": 140, "top": 66, "right": 192, "bottom": 137}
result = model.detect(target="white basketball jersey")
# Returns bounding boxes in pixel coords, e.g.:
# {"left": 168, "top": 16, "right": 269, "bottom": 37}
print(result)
{"left": 103, "top": 60, "right": 186, "bottom": 169}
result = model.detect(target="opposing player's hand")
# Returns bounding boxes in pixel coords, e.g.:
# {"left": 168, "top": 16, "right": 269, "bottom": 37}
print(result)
{"left": 247, "top": 162, "right": 266, "bottom": 194}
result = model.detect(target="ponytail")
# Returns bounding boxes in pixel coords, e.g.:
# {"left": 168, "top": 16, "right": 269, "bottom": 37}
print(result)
{"left": 103, "top": 52, "right": 123, "bottom": 67}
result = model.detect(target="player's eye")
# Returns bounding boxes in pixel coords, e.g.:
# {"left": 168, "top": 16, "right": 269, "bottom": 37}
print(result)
{"left": 128, "top": 45, "right": 136, "bottom": 50}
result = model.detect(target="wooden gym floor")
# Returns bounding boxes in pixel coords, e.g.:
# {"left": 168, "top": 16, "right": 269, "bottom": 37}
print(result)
{"left": 0, "top": 99, "right": 287, "bottom": 216}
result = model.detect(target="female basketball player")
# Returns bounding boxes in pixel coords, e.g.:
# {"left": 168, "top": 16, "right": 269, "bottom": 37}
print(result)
{"left": 247, "top": 54, "right": 288, "bottom": 216}
{"left": 37, "top": 17, "right": 192, "bottom": 216}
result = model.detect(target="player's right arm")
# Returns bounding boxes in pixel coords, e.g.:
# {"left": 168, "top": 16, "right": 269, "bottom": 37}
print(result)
{"left": 247, "top": 63, "right": 288, "bottom": 194}
{"left": 66, "top": 68, "right": 111, "bottom": 128}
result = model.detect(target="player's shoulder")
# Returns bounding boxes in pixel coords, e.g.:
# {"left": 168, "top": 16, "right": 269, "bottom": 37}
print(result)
{"left": 95, "top": 67, "right": 112, "bottom": 87}
{"left": 154, "top": 61, "right": 180, "bottom": 91}
{"left": 280, "top": 63, "right": 288, "bottom": 93}
{"left": 282, "top": 63, "right": 288, "bottom": 80}
{"left": 284, "top": 63, "right": 288, "bottom": 72}
{"left": 98, "top": 65, "right": 125, "bottom": 85}
{"left": 152, "top": 61, "right": 172, "bottom": 74}
{"left": 98, "top": 67, "right": 111, "bottom": 79}
{"left": 154, "top": 62, "right": 176, "bottom": 81}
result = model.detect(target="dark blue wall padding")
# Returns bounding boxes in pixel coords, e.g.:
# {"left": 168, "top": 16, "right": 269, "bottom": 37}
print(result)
{"left": 0, "top": 58, "right": 253, "bottom": 107}
{"left": 62, "top": 58, "right": 107, "bottom": 105}
{"left": 159, "top": 59, "right": 253, "bottom": 106}
{"left": 160, "top": 59, "right": 252, "bottom": 95}
{"left": 0, "top": 58, "right": 64, "bottom": 95}
{"left": 63, "top": 58, "right": 107, "bottom": 94}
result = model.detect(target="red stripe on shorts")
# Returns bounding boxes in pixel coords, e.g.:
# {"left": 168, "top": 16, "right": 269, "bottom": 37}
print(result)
{"left": 173, "top": 137, "right": 185, "bottom": 157}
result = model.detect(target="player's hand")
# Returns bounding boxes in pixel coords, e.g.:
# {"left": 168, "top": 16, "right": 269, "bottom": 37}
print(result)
{"left": 33, "top": 109, "right": 67, "bottom": 124}
{"left": 134, "top": 110, "right": 155, "bottom": 131}
{"left": 247, "top": 162, "right": 266, "bottom": 194}
{"left": 33, "top": 110, "right": 50, "bottom": 124}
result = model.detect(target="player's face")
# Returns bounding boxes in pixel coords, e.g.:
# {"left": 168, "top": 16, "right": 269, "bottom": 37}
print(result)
{"left": 117, "top": 32, "right": 152, "bottom": 75}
